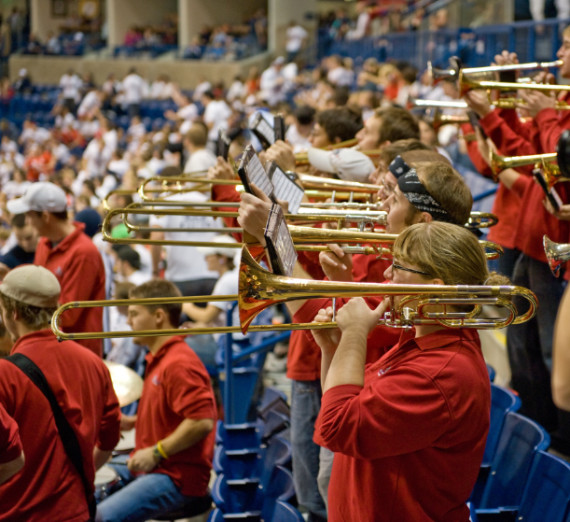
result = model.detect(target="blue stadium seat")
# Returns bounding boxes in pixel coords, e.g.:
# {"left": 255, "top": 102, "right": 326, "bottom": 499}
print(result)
{"left": 470, "top": 384, "right": 522, "bottom": 505}
{"left": 486, "top": 364, "right": 496, "bottom": 382}
{"left": 475, "top": 412, "right": 550, "bottom": 511}
{"left": 475, "top": 450, "right": 570, "bottom": 522}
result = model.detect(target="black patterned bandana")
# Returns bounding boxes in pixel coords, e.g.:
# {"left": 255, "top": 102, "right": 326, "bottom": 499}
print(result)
{"left": 390, "top": 156, "right": 454, "bottom": 223}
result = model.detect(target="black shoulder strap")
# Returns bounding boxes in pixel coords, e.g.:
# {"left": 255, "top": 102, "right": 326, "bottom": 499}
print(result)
{"left": 6, "top": 353, "right": 96, "bottom": 520}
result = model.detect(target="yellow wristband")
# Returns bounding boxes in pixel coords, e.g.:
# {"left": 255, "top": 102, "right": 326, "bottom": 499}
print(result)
{"left": 156, "top": 440, "right": 169, "bottom": 460}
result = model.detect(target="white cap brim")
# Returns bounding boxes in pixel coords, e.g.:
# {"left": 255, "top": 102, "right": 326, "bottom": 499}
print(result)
{"left": 7, "top": 197, "right": 31, "bottom": 215}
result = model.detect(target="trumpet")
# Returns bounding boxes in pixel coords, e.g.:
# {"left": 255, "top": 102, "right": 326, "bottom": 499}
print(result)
{"left": 544, "top": 235, "right": 570, "bottom": 277}
{"left": 490, "top": 129, "right": 570, "bottom": 182}
{"left": 490, "top": 150, "right": 558, "bottom": 176}
{"left": 430, "top": 57, "right": 569, "bottom": 96}
{"left": 423, "top": 108, "right": 470, "bottom": 130}
{"left": 51, "top": 247, "right": 537, "bottom": 341}
{"left": 429, "top": 57, "right": 562, "bottom": 83}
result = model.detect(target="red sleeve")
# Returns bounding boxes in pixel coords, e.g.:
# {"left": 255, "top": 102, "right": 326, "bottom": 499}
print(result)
{"left": 96, "top": 365, "right": 122, "bottom": 451}
{"left": 479, "top": 110, "right": 540, "bottom": 161}
{"left": 0, "top": 403, "right": 22, "bottom": 464}
{"left": 460, "top": 123, "right": 494, "bottom": 178}
{"left": 534, "top": 108, "right": 570, "bottom": 153}
{"left": 314, "top": 369, "right": 451, "bottom": 460}
{"left": 212, "top": 184, "right": 242, "bottom": 237}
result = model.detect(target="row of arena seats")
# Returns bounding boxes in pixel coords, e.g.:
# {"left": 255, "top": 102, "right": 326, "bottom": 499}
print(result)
{"left": 209, "top": 387, "right": 303, "bottom": 521}
{"left": 469, "top": 372, "right": 570, "bottom": 521}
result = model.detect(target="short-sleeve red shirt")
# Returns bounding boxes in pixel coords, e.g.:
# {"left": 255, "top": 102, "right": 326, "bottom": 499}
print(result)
{"left": 134, "top": 336, "right": 217, "bottom": 497}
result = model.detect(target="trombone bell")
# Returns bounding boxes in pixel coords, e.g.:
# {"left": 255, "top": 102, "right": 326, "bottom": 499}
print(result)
{"left": 544, "top": 235, "right": 570, "bottom": 277}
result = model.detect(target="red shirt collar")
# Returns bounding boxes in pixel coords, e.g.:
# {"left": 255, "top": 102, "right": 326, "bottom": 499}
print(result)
{"left": 398, "top": 327, "right": 480, "bottom": 352}
{"left": 145, "top": 335, "right": 186, "bottom": 365}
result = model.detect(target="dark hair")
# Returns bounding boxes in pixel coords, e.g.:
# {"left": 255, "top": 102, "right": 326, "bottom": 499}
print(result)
{"left": 116, "top": 245, "right": 141, "bottom": 270}
{"left": 316, "top": 106, "right": 363, "bottom": 143}
{"left": 129, "top": 279, "right": 182, "bottom": 327}
{"left": 295, "top": 105, "right": 316, "bottom": 126}
{"left": 11, "top": 213, "right": 26, "bottom": 228}
{"left": 375, "top": 107, "right": 420, "bottom": 145}
{"left": 378, "top": 139, "right": 431, "bottom": 168}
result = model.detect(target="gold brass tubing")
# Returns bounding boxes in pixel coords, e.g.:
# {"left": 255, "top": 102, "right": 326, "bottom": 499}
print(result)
{"left": 51, "top": 248, "right": 538, "bottom": 341}
{"left": 490, "top": 150, "right": 558, "bottom": 176}
{"left": 467, "top": 212, "right": 499, "bottom": 229}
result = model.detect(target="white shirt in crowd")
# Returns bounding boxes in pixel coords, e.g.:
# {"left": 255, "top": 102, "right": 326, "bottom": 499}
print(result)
{"left": 121, "top": 73, "right": 148, "bottom": 104}
{"left": 203, "top": 100, "right": 232, "bottom": 141}
{"left": 59, "top": 72, "right": 83, "bottom": 102}
{"left": 286, "top": 24, "right": 308, "bottom": 53}
{"left": 149, "top": 191, "right": 220, "bottom": 282}
{"left": 183, "top": 148, "right": 217, "bottom": 174}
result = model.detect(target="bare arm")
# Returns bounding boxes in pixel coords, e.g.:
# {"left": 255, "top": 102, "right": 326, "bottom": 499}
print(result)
{"left": 553, "top": 284, "right": 570, "bottom": 411}
{"left": 127, "top": 418, "right": 214, "bottom": 473}
{"left": 183, "top": 303, "right": 222, "bottom": 323}
{"left": 150, "top": 229, "right": 165, "bottom": 276}
{"left": 93, "top": 448, "right": 112, "bottom": 470}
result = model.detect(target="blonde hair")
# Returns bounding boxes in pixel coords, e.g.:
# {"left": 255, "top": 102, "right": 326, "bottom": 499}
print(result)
{"left": 393, "top": 221, "right": 509, "bottom": 286}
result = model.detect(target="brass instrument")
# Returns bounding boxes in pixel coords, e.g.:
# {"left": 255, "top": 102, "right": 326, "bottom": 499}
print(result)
{"left": 490, "top": 150, "right": 558, "bottom": 176}
{"left": 102, "top": 207, "right": 395, "bottom": 255}
{"left": 136, "top": 174, "right": 381, "bottom": 203}
{"left": 423, "top": 108, "right": 470, "bottom": 130}
{"left": 429, "top": 57, "right": 569, "bottom": 96}
{"left": 544, "top": 235, "right": 570, "bottom": 277}
{"left": 51, "top": 248, "right": 537, "bottom": 341}
{"left": 104, "top": 205, "right": 503, "bottom": 259}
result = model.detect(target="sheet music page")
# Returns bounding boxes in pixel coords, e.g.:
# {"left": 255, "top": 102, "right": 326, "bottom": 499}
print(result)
{"left": 246, "top": 153, "right": 274, "bottom": 198}
{"left": 238, "top": 145, "right": 274, "bottom": 198}
{"left": 264, "top": 204, "right": 297, "bottom": 276}
{"left": 270, "top": 163, "right": 304, "bottom": 214}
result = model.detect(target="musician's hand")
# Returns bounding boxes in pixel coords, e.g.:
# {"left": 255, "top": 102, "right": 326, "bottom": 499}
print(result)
{"left": 238, "top": 184, "right": 273, "bottom": 245}
{"left": 464, "top": 90, "right": 492, "bottom": 118}
{"left": 264, "top": 140, "right": 296, "bottom": 172}
{"left": 208, "top": 157, "right": 235, "bottom": 180}
{"left": 544, "top": 200, "right": 570, "bottom": 220}
{"left": 319, "top": 244, "right": 354, "bottom": 281}
{"left": 336, "top": 297, "right": 388, "bottom": 336}
{"left": 311, "top": 306, "right": 341, "bottom": 354}
{"left": 493, "top": 51, "right": 518, "bottom": 66}
{"left": 120, "top": 414, "right": 137, "bottom": 431}
{"left": 127, "top": 447, "right": 159, "bottom": 473}
{"left": 517, "top": 90, "right": 556, "bottom": 117}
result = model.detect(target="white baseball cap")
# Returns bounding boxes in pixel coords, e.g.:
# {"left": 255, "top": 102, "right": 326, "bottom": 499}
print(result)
{"left": 197, "top": 235, "right": 239, "bottom": 259}
{"left": 307, "top": 148, "right": 375, "bottom": 183}
{"left": 7, "top": 182, "right": 68, "bottom": 215}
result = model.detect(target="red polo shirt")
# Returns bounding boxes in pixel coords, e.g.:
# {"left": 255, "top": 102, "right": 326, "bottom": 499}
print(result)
{"left": 315, "top": 328, "right": 490, "bottom": 522}
{"left": 35, "top": 222, "right": 105, "bottom": 356}
{"left": 0, "top": 403, "right": 21, "bottom": 464}
{"left": 135, "top": 336, "right": 217, "bottom": 497}
{"left": 479, "top": 108, "right": 570, "bottom": 264}
{"left": 0, "top": 329, "right": 121, "bottom": 521}
{"left": 288, "top": 255, "right": 396, "bottom": 381}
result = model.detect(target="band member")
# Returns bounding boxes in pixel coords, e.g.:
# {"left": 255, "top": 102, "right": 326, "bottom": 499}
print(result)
{"left": 0, "top": 265, "right": 121, "bottom": 521}
{"left": 96, "top": 279, "right": 216, "bottom": 522}
{"left": 464, "top": 39, "right": 570, "bottom": 445}
{"left": 312, "top": 221, "right": 504, "bottom": 521}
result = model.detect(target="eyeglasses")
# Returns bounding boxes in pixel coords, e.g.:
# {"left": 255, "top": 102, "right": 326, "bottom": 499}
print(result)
{"left": 391, "top": 261, "right": 431, "bottom": 277}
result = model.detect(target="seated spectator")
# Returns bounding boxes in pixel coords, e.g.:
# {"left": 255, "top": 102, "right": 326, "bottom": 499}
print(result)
{"left": 0, "top": 213, "right": 38, "bottom": 278}
{"left": 45, "top": 30, "right": 62, "bottom": 54}
{"left": 12, "top": 68, "right": 31, "bottom": 94}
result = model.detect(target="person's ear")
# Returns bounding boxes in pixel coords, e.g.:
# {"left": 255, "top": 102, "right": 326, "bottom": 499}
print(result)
{"left": 417, "top": 211, "right": 433, "bottom": 223}
{"left": 154, "top": 307, "right": 167, "bottom": 327}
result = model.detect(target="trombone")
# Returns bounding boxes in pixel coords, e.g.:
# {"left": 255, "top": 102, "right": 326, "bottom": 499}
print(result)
{"left": 51, "top": 247, "right": 537, "bottom": 341}
{"left": 544, "top": 235, "right": 570, "bottom": 277}
{"left": 102, "top": 206, "right": 503, "bottom": 259}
